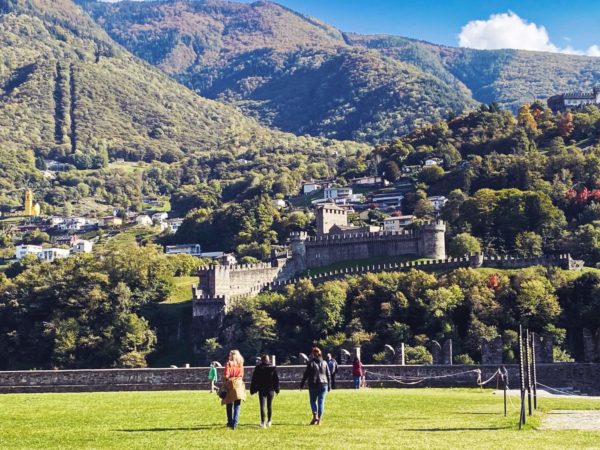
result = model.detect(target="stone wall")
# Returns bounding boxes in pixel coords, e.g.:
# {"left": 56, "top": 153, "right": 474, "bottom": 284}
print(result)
{"left": 270, "top": 254, "right": 577, "bottom": 291}
{"left": 1, "top": 364, "right": 599, "bottom": 394}
{"left": 297, "top": 221, "right": 446, "bottom": 270}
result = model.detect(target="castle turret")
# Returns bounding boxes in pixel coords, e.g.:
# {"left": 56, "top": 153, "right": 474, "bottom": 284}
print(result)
{"left": 290, "top": 231, "right": 308, "bottom": 272}
{"left": 417, "top": 220, "right": 446, "bottom": 259}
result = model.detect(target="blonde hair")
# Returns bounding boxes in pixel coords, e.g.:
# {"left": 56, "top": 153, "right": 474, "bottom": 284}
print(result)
{"left": 229, "top": 349, "right": 244, "bottom": 366}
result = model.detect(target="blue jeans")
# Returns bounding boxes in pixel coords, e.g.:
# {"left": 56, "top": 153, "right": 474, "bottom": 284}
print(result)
{"left": 309, "top": 385, "right": 327, "bottom": 418}
{"left": 353, "top": 376, "right": 361, "bottom": 389}
{"left": 226, "top": 400, "right": 241, "bottom": 428}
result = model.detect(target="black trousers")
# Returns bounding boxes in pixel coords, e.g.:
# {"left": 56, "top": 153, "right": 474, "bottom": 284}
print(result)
{"left": 331, "top": 373, "right": 336, "bottom": 390}
{"left": 258, "top": 391, "right": 275, "bottom": 423}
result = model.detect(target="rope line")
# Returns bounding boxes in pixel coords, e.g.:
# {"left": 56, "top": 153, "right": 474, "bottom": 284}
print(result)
{"left": 535, "top": 382, "right": 586, "bottom": 397}
{"left": 364, "top": 368, "right": 502, "bottom": 387}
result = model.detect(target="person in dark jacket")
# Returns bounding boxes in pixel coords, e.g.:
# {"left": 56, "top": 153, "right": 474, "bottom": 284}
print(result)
{"left": 250, "top": 355, "right": 280, "bottom": 428}
{"left": 300, "top": 347, "right": 331, "bottom": 425}
{"left": 326, "top": 353, "right": 338, "bottom": 390}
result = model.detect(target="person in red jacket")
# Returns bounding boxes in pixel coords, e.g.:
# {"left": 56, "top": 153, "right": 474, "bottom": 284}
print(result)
{"left": 352, "top": 356, "right": 364, "bottom": 389}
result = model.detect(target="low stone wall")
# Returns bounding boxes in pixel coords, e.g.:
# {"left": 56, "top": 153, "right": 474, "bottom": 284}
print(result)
{"left": 1, "top": 364, "right": 599, "bottom": 394}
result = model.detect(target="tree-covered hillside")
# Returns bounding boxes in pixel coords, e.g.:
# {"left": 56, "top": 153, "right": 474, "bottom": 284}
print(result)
{"left": 77, "top": 0, "right": 477, "bottom": 143}
{"left": 376, "top": 102, "right": 600, "bottom": 266}
{"left": 78, "top": 0, "right": 600, "bottom": 143}
{"left": 0, "top": 0, "right": 366, "bottom": 209}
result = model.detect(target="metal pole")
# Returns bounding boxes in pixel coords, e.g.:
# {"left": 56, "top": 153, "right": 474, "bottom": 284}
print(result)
{"left": 531, "top": 333, "right": 538, "bottom": 410}
{"left": 525, "top": 329, "right": 533, "bottom": 416}
{"left": 401, "top": 343, "right": 405, "bottom": 366}
{"left": 518, "top": 325, "right": 526, "bottom": 428}
{"left": 502, "top": 366, "right": 507, "bottom": 417}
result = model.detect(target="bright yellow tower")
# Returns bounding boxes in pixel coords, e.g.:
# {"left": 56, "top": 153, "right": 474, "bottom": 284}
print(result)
{"left": 24, "top": 189, "right": 34, "bottom": 216}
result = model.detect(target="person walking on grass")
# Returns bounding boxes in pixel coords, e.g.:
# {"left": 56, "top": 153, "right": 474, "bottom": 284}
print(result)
{"left": 250, "top": 355, "right": 280, "bottom": 428}
{"left": 352, "top": 356, "right": 364, "bottom": 389}
{"left": 208, "top": 361, "right": 219, "bottom": 393}
{"left": 300, "top": 347, "right": 331, "bottom": 425}
{"left": 326, "top": 353, "right": 338, "bottom": 390}
{"left": 222, "top": 350, "right": 246, "bottom": 429}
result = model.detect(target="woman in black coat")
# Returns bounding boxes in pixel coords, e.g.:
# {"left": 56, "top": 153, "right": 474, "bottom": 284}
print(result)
{"left": 250, "top": 355, "right": 280, "bottom": 428}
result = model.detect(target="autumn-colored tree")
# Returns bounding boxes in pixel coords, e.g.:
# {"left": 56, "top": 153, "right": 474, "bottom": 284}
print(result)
{"left": 517, "top": 104, "right": 538, "bottom": 132}
{"left": 558, "top": 111, "right": 575, "bottom": 137}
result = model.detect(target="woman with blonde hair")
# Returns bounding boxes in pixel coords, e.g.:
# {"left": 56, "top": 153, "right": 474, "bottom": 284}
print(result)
{"left": 222, "top": 349, "right": 246, "bottom": 429}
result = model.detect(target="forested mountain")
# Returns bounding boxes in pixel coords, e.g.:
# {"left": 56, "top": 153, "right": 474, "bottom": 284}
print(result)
{"left": 77, "top": 0, "right": 477, "bottom": 142}
{"left": 78, "top": 0, "right": 600, "bottom": 143}
{"left": 0, "top": 0, "right": 365, "bottom": 209}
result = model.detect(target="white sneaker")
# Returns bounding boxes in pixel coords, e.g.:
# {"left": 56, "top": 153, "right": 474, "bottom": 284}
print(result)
{"left": 267, "top": 421, "right": 272, "bottom": 428}
{"left": 259, "top": 422, "right": 266, "bottom": 428}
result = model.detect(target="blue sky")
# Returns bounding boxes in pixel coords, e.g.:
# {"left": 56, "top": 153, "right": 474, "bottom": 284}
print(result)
{"left": 236, "top": 0, "right": 600, "bottom": 54}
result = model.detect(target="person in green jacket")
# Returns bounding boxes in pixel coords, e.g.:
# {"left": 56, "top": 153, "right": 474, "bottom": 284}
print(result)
{"left": 208, "top": 362, "right": 218, "bottom": 393}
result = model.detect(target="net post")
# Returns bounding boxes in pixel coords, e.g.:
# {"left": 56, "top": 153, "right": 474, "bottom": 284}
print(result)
{"left": 518, "top": 325, "right": 526, "bottom": 428}
{"left": 502, "top": 365, "right": 507, "bottom": 417}
{"left": 526, "top": 329, "right": 533, "bottom": 416}
{"left": 531, "top": 332, "right": 538, "bottom": 410}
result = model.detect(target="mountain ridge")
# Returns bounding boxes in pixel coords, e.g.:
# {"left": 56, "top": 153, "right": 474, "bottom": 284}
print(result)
{"left": 78, "top": 0, "right": 600, "bottom": 142}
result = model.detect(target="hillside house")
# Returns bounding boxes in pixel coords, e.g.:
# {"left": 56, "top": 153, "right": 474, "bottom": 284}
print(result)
{"left": 100, "top": 216, "right": 123, "bottom": 227}
{"left": 428, "top": 195, "right": 448, "bottom": 212}
{"left": 166, "top": 244, "right": 202, "bottom": 257}
{"left": 383, "top": 215, "right": 414, "bottom": 232}
{"left": 15, "top": 245, "right": 43, "bottom": 260}
{"left": 39, "top": 248, "right": 70, "bottom": 263}
{"left": 135, "top": 215, "right": 153, "bottom": 227}
{"left": 71, "top": 239, "right": 93, "bottom": 254}
{"left": 324, "top": 187, "right": 353, "bottom": 200}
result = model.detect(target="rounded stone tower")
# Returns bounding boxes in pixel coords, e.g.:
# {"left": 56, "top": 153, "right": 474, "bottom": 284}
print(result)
{"left": 290, "top": 231, "right": 308, "bottom": 272}
{"left": 417, "top": 220, "right": 446, "bottom": 259}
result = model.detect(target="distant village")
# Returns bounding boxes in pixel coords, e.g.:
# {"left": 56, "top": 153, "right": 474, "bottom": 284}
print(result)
{"left": 1, "top": 189, "right": 233, "bottom": 266}
{"left": 2, "top": 160, "right": 447, "bottom": 268}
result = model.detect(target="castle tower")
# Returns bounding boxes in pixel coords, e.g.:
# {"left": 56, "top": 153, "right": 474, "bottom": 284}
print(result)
{"left": 594, "top": 86, "right": 600, "bottom": 104}
{"left": 417, "top": 220, "right": 446, "bottom": 259}
{"left": 24, "top": 189, "right": 34, "bottom": 216}
{"left": 316, "top": 203, "right": 348, "bottom": 235}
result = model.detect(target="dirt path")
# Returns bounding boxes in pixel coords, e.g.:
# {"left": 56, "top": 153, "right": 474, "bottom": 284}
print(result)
{"left": 540, "top": 410, "right": 600, "bottom": 431}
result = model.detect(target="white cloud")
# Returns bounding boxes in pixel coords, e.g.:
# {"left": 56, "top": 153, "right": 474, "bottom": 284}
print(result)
{"left": 458, "top": 12, "right": 600, "bottom": 57}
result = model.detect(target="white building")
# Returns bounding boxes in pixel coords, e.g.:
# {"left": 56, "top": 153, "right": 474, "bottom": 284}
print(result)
{"left": 371, "top": 192, "right": 404, "bottom": 207}
{"left": 383, "top": 215, "right": 414, "bottom": 232}
{"left": 57, "top": 217, "right": 88, "bottom": 232}
{"left": 302, "top": 182, "right": 321, "bottom": 195}
{"left": 166, "top": 219, "right": 184, "bottom": 234}
{"left": 349, "top": 176, "right": 387, "bottom": 187}
{"left": 324, "top": 187, "right": 353, "bottom": 200}
{"left": 152, "top": 212, "right": 168, "bottom": 223}
{"left": 424, "top": 158, "right": 443, "bottom": 167}
{"left": 271, "top": 199, "right": 286, "bottom": 209}
{"left": 71, "top": 239, "right": 93, "bottom": 254}
{"left": 165, "top": 244, "right": 202, "bottom": 257}
{"left": 40, "top": 248, "right": 70, "bottom": 262}
{"left": 428, "top": 195, "right": 448, "bottom": 212}
{"left": 15, "top": 245, "right": 43, "bottom": 260}
{"left": 135, "top": 215, "right": 153, "bottom": 227}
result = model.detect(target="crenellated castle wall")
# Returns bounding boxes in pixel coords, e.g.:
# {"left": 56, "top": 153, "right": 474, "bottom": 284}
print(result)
{"left": 295, "top": 220, "right": 446, "bottom": 270}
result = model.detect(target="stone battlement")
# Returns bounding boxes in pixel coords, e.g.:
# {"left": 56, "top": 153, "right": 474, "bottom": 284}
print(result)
{"left": 268, "top": 253, "right": 580, "bottom": 290}
{"left": 304, "top": 229, "right": 416, "bottom": 243}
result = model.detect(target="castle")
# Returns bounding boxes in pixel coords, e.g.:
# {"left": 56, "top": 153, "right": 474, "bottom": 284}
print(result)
{"left": 192, "top": 205, "right": 446, "bottom": 329}
{"left": 548, "top": 86, "right": 600, "bottom": 112}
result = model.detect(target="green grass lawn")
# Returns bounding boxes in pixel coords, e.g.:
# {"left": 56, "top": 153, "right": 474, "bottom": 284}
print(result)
{"left": 0, "top": 389, "right": 598, "bottom": 449}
